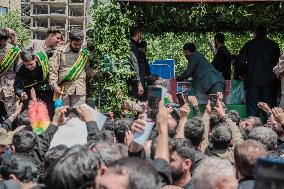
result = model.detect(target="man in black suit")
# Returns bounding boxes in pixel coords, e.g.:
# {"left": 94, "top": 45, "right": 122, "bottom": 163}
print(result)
{"left": 212, "top": 33, "right": 232, "bottom": 80}
{"left": 239, "top": 26, "right": 280, "bottom": 116}
{"left": 176, "top": 43, "right": 225, "bottom": 102}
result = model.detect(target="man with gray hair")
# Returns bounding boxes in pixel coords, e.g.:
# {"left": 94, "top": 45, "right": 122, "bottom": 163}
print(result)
{"left": 234, "top": 139, "right": 268, "bottom": 189}
{"left": 249, "top": 126, "right": 278, "bottom": 151}
{"left": 191, "top": 157, "right": 238, "bottom": 189}
{"left": 49, "top": 29, "right": 95, "bottom": 106}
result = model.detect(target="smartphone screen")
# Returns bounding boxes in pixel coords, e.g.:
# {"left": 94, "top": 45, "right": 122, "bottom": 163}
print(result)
{"left": 148, "top": 86, "right": 162, "bottom": 110}
{"left": 209, "top": 94, "right": 218, "bottom": 109}
{"left": 147, "top": 86, "right": 166, "bottom": 120}
{"left": 176, "top": 92, "right": 186, "bottom": 106}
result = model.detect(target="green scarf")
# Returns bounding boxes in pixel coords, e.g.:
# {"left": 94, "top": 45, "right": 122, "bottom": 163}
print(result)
{"left": 59, "top": 48, "right": 89, "bottom": 85}
{"left": 0, "top": 45, "right": 21, "bottom": 77}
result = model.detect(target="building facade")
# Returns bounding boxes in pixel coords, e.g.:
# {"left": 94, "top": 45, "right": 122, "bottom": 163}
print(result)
{"left": 21, "top": 0, "right": 85, "bottom": 39}
{"left": 0, "top": 0, "right": 21, "bottom": 13}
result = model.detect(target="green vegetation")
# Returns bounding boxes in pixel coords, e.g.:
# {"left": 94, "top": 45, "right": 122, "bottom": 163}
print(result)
{"left": 0, "top": 11, "right": 30, "bottom": 48}
{"left": 89, "top": 1, "right": 284, "bottom": 113}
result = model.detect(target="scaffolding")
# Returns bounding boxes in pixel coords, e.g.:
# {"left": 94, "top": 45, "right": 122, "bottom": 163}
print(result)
{"left": 21, "top": 0, "right": 85, "bottom": 39}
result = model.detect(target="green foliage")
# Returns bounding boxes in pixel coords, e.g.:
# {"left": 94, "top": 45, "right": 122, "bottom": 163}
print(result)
{"left": 125, "top": 2, "right": 284, "bottom": 34}
{"left": 89, "top": 2, "right": 135, "bottom": 114}
{"left": 0, "top": 11, "right": 30, "bottom": 48}
{"left": 88, "top": 1, "right": 284, "bottom": 114}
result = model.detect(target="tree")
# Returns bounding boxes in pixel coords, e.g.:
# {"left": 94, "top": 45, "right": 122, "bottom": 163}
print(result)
{"left": 0, "top": 11, "right": 30, "bottom": 48}
{"left": 89, "top": 2, "right": 135, "bottom": 114}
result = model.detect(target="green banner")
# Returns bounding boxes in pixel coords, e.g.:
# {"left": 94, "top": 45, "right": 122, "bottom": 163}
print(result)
{"left": 0, "top": 45, "right": 21, "bottom": 77}
{"left": 59, "top": 48, "right": 89, "bottom": 85}
{"left": 35, "top": 51, "right": 49, "bottom": 81}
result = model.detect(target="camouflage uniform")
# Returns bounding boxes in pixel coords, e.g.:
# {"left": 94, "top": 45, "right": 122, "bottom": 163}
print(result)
{"left": 26, "top": 40, "right": 55, "bottom": 58}
{"left": 49, "top": 45, "right": 94, "bottom": 107}
{"left": 0, "top": 43, "right": 17, "bottom": 116}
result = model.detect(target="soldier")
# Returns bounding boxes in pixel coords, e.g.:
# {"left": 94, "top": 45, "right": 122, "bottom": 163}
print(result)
{"left": 49, "top": 29, "right": 95, "bottom": 106}
{"left": 26, "top": 28, "right": 62, "bottom": 58}
{"left": 0, "top": 29, "right": 21, "bottom": 116}
{"left": 14, "top": 50, "right": 54, "bottom": 117}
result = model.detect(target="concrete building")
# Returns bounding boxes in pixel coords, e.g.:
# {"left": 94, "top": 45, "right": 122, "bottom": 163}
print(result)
{"left": 21, "top": 0, "right": 85, "bottom": 39}
{"left": 0, "top": 0, "right": 21, "bottom": 13}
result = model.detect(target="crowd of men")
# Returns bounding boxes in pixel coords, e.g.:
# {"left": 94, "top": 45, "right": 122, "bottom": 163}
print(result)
{"left": 0, "top": 24, "right": 282, "bottom": 189}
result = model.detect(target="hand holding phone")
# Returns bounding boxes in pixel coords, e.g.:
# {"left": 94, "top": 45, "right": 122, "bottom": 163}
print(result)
{"left": 133, "top": 114, "right": 155, "bottom": 145}
{"left": 209, "top": 94, "right": 218, "bottom": 109}
{"left": 147, "top": 86, "right": 166, "bottom": 120}
{"left": 176, "top": 92, "right": 186, "bottom": 106}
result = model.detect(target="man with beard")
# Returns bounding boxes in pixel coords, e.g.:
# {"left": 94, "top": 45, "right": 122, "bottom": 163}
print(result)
{"left": 169, "top": 138, "right": 196, "bottom": 189}
{"left": 49, "top": 29, "right": 94, "bottom": 106}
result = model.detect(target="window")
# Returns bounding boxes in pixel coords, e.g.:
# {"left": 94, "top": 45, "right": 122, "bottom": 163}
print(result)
{"left": 0, "top": 7, "right": 8, "bottom": 15}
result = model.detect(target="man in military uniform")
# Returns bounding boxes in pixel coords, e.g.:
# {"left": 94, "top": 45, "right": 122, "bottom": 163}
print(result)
{"left": 49, "top": 29, "right": 95, "bottom": 106}
{"left": 0, "top": 29, "right": 21, "bottom": 116}
{"left": 26, "top": 28, "right": 62, "bottom": 58}
{"left": 14, "top": 50, "right": 54, "bottom": 117}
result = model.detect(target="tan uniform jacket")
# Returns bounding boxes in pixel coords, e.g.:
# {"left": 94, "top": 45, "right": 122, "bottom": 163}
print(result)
{"left": 202, "top": 113, "right": 244, "bottom": 163}
{"left": 26, "top": 40, "right": 50, "bottom": 53}
{"left": 49, "top": 45, "right": 92, "bottom": 96}
{"left": 0, "top": 43, "right": 17, "bottom": 97}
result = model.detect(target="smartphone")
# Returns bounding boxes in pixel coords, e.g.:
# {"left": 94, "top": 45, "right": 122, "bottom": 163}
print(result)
{"left": 255, "top": 158, "right": 284, "bottom": 189}
{"left": 65, "top": 107, "right": 78, "bottom": 117}
{"left": 147, "top": 86, "right": 166, "bottom": 120}
{"left": 176, "top": 92, "right": 186, "bottom": 106}
{"left": 133, "top": 113, "right": 155, "bottom": 145}
{"left": 209, "top": 94, "right": 218, "bottom": 109}
{"left": 148, "top": 86, "right": 162, "bottom": 109}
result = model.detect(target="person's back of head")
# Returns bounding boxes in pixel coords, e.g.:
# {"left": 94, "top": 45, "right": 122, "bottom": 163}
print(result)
{"left": 114, "top": 118, "right": 132, "bottom": 143}
{"left": 184, "top": 117, "right": 205, "bottom": 147}
{"left": 210, "top": 113, "right": 222, "bottom": 128}
{"left": 191, "top": 157, "right": 237, "bottom": 189}
{"left": 103, "top": 118, "right": 117, "bottom": 131}
{"left": 3, "top": 153, "right": 39, "bottom": 182}
{"left": 96, "top": 143, "right": 128, "bottom": 167}
{"left": 44, "top": 144, "right": 68, "bottom": 170}
{"left": 249, "top": 126, "right": 278, "bottom": 151}
{"left": 100, "top": 157, "right": 162, "bottom": 189}
{"left": 211, "top": 124, "right": 232, "bottom": 150}
{"left": 101, "top": 130, "right": 115, "bottom": 144}
{"left": 234, "top": 139, "right": 268, "bottom": 178}
{"left": 183, "top": 43, "right": 196, "bottom": 53}
{"left": 248, "top": 116, "right": 262, "bottom": 128}
{"left": 214, "top": 33, "right": 225, "bottom": 44}
{"left": 44, "top": 145, "right": 99, "bottom": 189}
{"left": 254, "top": 25, "right": 267, "bottom": 37}
{"left": 227, "top": 110, "right": 241, "bottom": 126}
{"left": 16, "top": 110, "right": 31, "bottom": 129}
{"left": 12, "top": 130, "right": 36, "bottom": 153}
